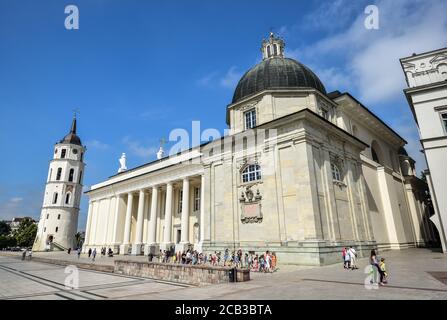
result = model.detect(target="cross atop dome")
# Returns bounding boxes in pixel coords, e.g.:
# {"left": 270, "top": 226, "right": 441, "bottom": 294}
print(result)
{"left": 261, "top": 32, "right": 285, "bottom": 60}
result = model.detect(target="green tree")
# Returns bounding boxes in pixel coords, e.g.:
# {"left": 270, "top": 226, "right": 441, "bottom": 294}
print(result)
{"left": 0, "top": 235, "right": 17, "bottom": 249}
{"left": 13, "top": 218, "right": 37, "bottom": 248}
{"left": 0, "top": 221, "right": 11, "bottom": 236}
{"left": 74, "top": 232, "right": 84, "bottom": 248}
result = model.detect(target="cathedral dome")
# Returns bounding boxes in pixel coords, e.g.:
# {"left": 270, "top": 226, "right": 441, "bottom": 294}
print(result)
{"left": 232, "top": 33, "right": 326, "bottom": 104}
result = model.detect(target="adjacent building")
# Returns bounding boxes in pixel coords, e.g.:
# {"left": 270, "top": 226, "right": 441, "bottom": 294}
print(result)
{"left": 400, "top": 47, "right": 447, "bottom": 252}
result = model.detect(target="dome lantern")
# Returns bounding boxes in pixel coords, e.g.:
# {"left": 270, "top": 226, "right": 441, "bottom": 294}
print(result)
{"left": 261, "top": 32, "right": 285, "bottom": 60}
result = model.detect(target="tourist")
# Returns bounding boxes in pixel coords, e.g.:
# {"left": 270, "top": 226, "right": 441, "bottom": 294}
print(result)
{"left": 379, "top": 258, "right": 388, "bottom": 285}
{"left": 341, "top": 247, "right": 348, "bottom": 269}
{"left": 259, "top": 255, "right": 265, "bottom": 272}
{"left": 247, "top": 253, "right": 252, "bottom": 269}
{"left": 22, "top": 249, "right": 26, "bottom": 260}
{"left": 77, "top": 247, "right": 81, "bottom": 259}
{"left": 27, "top": 249, "right": 32, "bottom": 260}
{"left": 252, "top": 255, "right": 259, "bottom": 272}
{"left": 244, "top": 253, "right": 249, "bottom": 268}
{"left": 344, "top": 248, "right": 351, "bottom": 270}
{"left": 88, "top": 248, "right": 92, "bottom": 258}
{"left": 108, "top": 248, "right": 113, "bottom": 257}
{"left": 264, "top": 251, "right": 271, "bottom": 273}
{"left": 92, "top": 248, "right": 97, "bottom": 261}
{"left": 369, "top": 250, "right": 381, "bottom": 285}
{"left": 272, "top": 252, "right": 277, "bottom": 271}
{"left": 67, "top": 248, "right": 71, "bottom": 254}
{"left": 349, "top": 246, "right": 358, "bottom": 270}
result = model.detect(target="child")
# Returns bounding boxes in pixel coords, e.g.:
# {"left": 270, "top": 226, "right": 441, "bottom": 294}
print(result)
{"left": 379, "top": 258, "right": 388, "bottom": 284}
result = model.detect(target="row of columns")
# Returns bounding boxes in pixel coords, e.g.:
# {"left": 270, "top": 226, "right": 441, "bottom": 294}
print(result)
{"left": 84, "top": 175, "right": 205, "bottom": 255}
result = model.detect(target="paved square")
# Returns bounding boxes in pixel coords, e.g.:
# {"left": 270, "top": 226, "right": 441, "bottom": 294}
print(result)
{"left": 0, "top": 248, "right": 446, "bottom": 300}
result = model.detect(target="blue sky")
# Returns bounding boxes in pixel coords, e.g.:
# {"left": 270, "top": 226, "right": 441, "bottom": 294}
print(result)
{"left": 1, "top": 0, "right": 446, "bottom": 230}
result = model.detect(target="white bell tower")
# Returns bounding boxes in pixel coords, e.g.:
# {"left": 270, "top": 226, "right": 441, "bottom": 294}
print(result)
{"left": 33, "top": 116, "right": 86, "bottom": 251}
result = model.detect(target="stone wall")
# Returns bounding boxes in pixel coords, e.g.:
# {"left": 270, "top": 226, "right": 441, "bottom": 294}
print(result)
{"left": 114, "top": 260, "right": 250, "bottom": 286}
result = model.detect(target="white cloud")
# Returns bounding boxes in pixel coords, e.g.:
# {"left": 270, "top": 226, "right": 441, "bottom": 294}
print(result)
{"left": 122, "top": 136, "right": 158, "bottom": 158}
{"left": 197, "top": 66, "right": 242, "bottom": 89}
{"left": 0, "top": 191, "right": 42, "bottom": 221}
{"left": 85, "top": 139, "right": 109, "bottom": 150}
{"left": 140, "top": 108, "right": 170, "bottom": 120}
{"left": 219, "top": 66, "right": 242, "bottom": 89}
{"left": 197, "top": 71, "right": 218, "bottom": 87}
{"left": 297, "top": 0, "right": 447, "bottom": 104}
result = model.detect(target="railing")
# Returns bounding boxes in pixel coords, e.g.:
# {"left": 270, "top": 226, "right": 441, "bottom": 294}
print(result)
{"left": 51, "top": 241, "right": 66, "bottom": 251}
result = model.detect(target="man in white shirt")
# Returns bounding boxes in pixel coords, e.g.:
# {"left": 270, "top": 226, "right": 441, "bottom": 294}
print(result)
{"left": 349, "top": 247, "right": 358, "bottom": 270}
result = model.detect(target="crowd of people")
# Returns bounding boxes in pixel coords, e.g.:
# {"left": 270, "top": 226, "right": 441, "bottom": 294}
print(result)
{"left": 150, "top": 248, "right": 278, "bottom": 272}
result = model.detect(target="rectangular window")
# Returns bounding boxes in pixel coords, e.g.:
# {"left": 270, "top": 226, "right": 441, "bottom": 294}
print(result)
{"left": 61, "top": 149, "right": 66, "bottom": 159}
{"left": 57, "top": 214, "right": 61, "bottom": 220}
{"left": 442, "top": 113, "right": 447, "bottom": 134}
{"left": 55, "top": 227, "right": 58, "bottom": 233}
{"left": 194, "top": 187, "right": 200, "bottom": 211}
{"left": 244, "top": 109, "right": 256, "bottom": 129}
{"left": 178, "top": 190, "right": 183, "bottom": 214}
{"left": 46, "top": 214, "right": 49, "bottom": 219}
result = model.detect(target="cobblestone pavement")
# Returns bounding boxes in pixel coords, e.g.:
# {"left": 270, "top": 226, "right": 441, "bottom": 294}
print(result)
{"left": 0, "top": 248, "right": 446, "bottom": 300}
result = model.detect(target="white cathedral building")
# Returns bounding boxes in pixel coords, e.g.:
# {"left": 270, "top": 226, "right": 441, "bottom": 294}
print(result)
{"left": 82, "top": 33, "right": 438, "bottom": 265}
{"left": 33, "top": 117, "right": 85, "bottom": 251}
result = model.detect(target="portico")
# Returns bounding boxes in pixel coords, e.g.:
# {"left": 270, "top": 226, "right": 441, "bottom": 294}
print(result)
{"left": 83, "top": 160, "right": 205, "bottom": 255}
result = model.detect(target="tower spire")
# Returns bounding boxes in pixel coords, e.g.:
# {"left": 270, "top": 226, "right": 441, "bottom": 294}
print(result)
{"left": 70, "top": 115, "right": 77, "bottom": 134}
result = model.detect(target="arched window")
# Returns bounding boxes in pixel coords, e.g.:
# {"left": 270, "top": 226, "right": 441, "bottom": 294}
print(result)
{"left": 371, "top": 148, "right": 380, "bottom": 163}
{"left": 52, "top": 192, "right": 58, "bottom": 204}
{"left": 242, "top": 164, "right": 261, "bottom": 183}
{"left": 371, "top": 140, "right": 383, "bottom": 165}
{"left": 267, "top": 45, "right": 272, "bottom": 57}
{"left": 78, "top": 170, "right": 83, "bottom": 184}
{"left": 65, "top": 193, "right": 71, "bottom": 205}
{"left": 273, "top": 44, "right": 278, "bottom": 55}
{"left": 331, "top": 163, "right": 341, "bottom": 181}
{"left": 68, "top": 169, "right": 74, "bottom": 182}
{"left": 352, "top": 125, "right": 358, "bottom": 138}
{"left": 61, "top": 149, "right": 66, "bottom": 159}
{"left": 56, "top": 168, "right": 62, "bottom": 181}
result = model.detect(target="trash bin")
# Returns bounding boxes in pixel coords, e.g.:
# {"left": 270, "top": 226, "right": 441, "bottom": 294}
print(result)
{"left": 229, "top": 267, "right": 237, "bottom": 282}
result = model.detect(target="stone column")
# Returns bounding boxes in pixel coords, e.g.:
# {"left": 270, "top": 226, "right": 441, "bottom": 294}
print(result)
{"left": 120, "top": 192, "right": 134, "bottom": 255}
{"left": 162, "top": 182, "right": 174, "bottom": 250}
{"left": 111, "top": 194, "right": 123, "bottom": 253}
{"left": 200, "top": 175, "right": 205, "bottom": 244}
{"left": 145, "top": 186, "right": 159, "bottom": 255}
{"left": 103, "top": 197, "right": 112, "bottom": 246}
{"left": 132, "top": 189, "right": 146, "bottom": 255}
{"left": 83, "top": 201, "right": 94, "bottom": 251}
{"left": 90, "top": 201, "right": 100, "bottom": 247}
{"left": 177, "top": 178, "right": 190, "bottom": 251}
